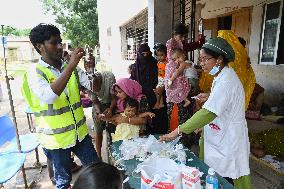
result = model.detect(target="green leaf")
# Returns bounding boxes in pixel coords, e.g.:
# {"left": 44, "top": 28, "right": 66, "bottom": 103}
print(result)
{"left": 41, "top": 0, "right": 99, "bottom": 48}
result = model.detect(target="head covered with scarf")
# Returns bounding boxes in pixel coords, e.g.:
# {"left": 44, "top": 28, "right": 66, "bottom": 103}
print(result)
{"left": 113, "top": 78, "right": 144, "bottom": 113}
{"left": 131, "top": 44, "right": 157, "bottom": 92}
{"left": 202, "top": 37, "right": 235, "bottom": 63}
{"left": 130, "top": 43, "right": 158, "bottom": 107}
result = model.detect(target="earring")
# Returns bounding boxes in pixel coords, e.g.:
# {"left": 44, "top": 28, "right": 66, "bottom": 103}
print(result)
{"left": 217, "top": 60, "right": 221, "bottom": 66}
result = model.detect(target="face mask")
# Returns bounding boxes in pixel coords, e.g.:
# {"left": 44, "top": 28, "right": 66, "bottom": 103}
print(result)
{"left": 209, "top": 65, "right": 220, "bottom": 76}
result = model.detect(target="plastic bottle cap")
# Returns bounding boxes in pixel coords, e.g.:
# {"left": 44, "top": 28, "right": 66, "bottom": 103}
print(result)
{"left": 208, "top": 168, "right": 215, "bottom": 175}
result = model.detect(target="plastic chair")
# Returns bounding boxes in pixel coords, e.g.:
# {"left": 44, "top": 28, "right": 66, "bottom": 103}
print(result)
{"left": 0, "top": 115, "right": 31, "bottom": 188}
{"left": 0, "top": 152, "right": 26, "bottom": 185}
{"left": 0, "top": 115, "right": 40, "bottom": 164}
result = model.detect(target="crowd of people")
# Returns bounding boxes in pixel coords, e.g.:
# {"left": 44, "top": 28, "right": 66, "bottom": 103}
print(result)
{"left": 21, "top": 23, "right": 255, "bottom": 189}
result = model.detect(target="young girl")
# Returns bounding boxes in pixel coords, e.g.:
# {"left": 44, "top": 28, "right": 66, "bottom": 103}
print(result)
{"left": 168, "top": 48, "right": 195, "bottom": 107}
{"left": 153, "top": 43, "right": 168, "bottom": 109}
{"left": 170, "top": 48, "right": 199, "bottom": 96}
{"left": 109, "top": 97, "right": 155, "bottom": 141}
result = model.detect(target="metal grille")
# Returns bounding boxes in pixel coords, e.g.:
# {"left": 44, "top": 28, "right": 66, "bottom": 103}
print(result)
{"left": 172, "top": 0, "right": 196, "bottom": 61}
{"left": 172, "top": 0, "right": 192, "bottom": 29}
{"left": 172, "top": 0, "right": 181, "bottom": 30}
{"left": 120, "top": 8, "right": 148, "bottom": 60}
{"left": 185, "top": 0, "right": 192, "bottom": 26}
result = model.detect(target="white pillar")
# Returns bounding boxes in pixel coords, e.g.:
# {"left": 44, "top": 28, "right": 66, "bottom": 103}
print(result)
{"left": 148, "top": 0, "right": 155, "bottom": 51}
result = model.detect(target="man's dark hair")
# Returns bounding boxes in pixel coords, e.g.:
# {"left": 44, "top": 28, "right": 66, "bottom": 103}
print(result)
{"left": 73, "top": 162, "right": 122, "bottom": 189}
{"left": 29, "top": 23, "right": 61, "bottom": 54}
{"left": 174, "top": 23, "right": 188, "bottom": 35}
{"left": 124, "top": 97, "right": 139, "bottom": 110}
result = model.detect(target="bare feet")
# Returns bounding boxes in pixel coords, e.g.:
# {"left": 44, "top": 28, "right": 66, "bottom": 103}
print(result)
{"left": 183, "top": 98, "right": 191, "bottom": 107}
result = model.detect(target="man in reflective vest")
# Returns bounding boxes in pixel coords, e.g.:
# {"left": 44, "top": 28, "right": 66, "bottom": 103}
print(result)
{"left": 22, "top": 24, "right": 99, "bottom": 189}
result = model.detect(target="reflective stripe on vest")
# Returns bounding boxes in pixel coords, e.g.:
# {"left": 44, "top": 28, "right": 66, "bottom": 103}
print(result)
{"left": 36, "top": 116, "right": 86, "bottom": 135}
{"left": 73, "top": 69, "right": 80, "bottom": 90}
{"left": 33, "top": 102, "right": 82, "bottom": 117}
{"left": 36, "top": 67, "right": 81, "bottom": 95}
{"left": 36, "top": 68, "right": 49, "bottom": 82}
{"left": 21, "top": 63, "right": 88, "bottom": 149}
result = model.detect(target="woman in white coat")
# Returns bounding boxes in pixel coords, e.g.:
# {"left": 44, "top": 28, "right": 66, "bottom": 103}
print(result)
{"left": 160, "top": 37, "right": 252, "bottom": 189}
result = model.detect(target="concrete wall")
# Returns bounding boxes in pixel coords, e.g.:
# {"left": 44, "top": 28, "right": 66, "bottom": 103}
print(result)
{"left": 252, "top": 64, "right": 284, "bottom": 105}
{"left": 97, "top": 0, "right": 147, "bottom": 78}
{"left": 148, "top": 0, "right": 172, "bottom": 50}
{"left": 154, "top": 0, "right": 172, "bottom": 47}
{"left": 0, "top": 37, "right": 39, "bottom": 62}
{"left": 97, "top": 0, "right": 147, "bottom": 64}
{"left": 249, "top": 4, "right": 284, "bottom": 105}
{"left": 200, "top": 0, "right": 260, "bottom": 19}
{"left": 200, "top": 0, "right": 284, "bottom": 105}
{"left": 148, "top": 0, "right": 155, "bottom": 50}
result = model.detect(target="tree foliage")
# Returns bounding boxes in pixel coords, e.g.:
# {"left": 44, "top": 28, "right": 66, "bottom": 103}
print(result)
{"left": 41, "top": 0, "right": 99, "bottom": 48}
{"left": 1, "top": 26, "right": 31, "bottom": 36}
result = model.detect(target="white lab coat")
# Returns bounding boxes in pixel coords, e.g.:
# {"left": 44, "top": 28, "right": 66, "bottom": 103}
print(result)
{"left": 202, "top": 66, "right": 250, "bottom": 179}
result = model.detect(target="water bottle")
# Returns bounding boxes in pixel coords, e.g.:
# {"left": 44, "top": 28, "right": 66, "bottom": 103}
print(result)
{"left": 206, "top": 168, "right": 218, "bottom": 189}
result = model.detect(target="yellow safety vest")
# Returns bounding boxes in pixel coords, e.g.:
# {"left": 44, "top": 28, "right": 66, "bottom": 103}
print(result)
{"left": 21, "top": 64, "right": 88, "bottom": 149}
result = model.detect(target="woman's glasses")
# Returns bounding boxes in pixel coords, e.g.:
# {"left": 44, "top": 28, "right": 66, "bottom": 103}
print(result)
{"left": 198, "top": 57, "right": 214, "bottom": 64}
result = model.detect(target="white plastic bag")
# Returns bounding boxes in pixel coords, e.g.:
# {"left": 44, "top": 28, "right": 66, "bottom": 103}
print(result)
{"left": 144, "top": 135, "right": 164, "bottom": 153}
{"left": 140, "top": 158, "right": 182, "bottom": 189}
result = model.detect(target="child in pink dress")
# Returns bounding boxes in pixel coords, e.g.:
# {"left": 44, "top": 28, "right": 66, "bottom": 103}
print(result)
{"left": 167, "top": 48, "right": 192, "bottom": 107}
{"left": 165, "top": 33, "right": 190, "bottom": 105}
